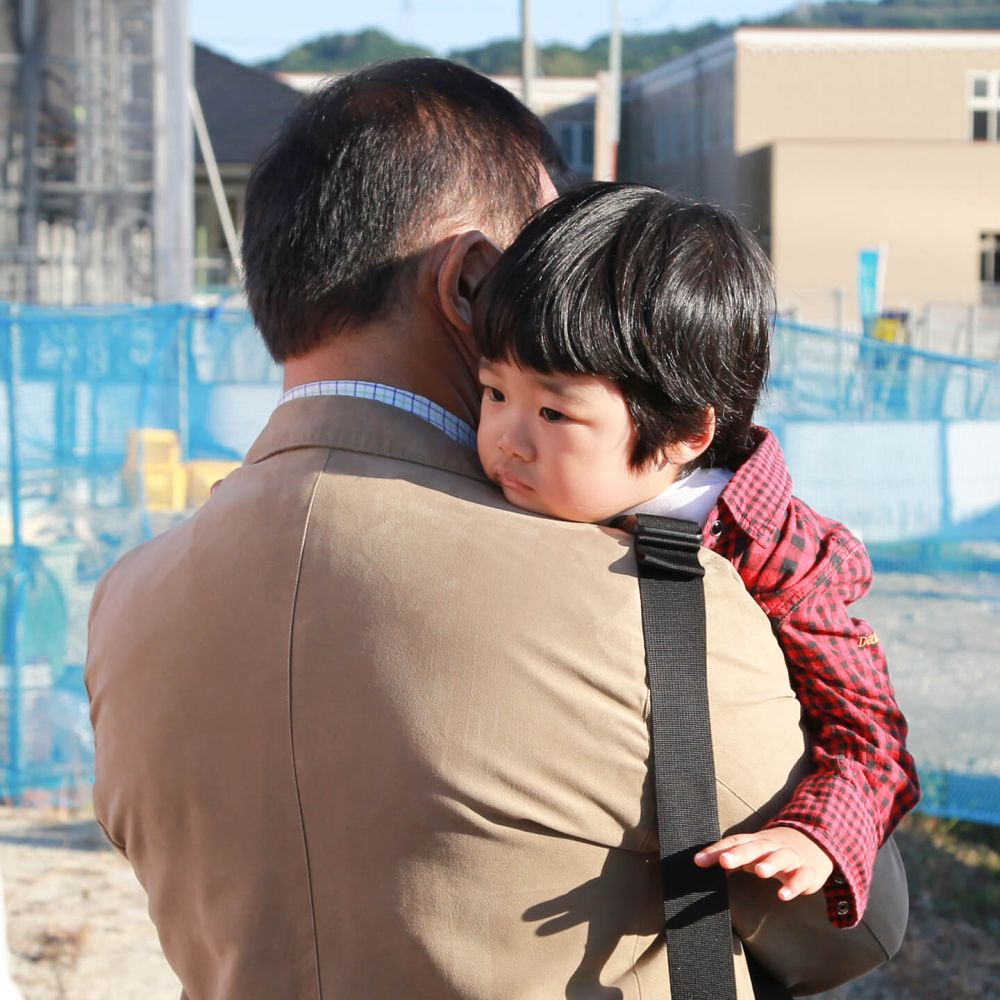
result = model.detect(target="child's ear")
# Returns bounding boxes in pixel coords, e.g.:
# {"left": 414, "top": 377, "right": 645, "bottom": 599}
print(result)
{"left": 436, "top": 230, "right": 502, "bottom": 334}
{"left": 663, "top": 407, "right": 717, "bottom": 466}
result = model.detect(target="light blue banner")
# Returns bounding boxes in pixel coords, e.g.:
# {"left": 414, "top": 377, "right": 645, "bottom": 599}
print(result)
{"left": 858, "top": 246, "right": 884, "bottom": 331}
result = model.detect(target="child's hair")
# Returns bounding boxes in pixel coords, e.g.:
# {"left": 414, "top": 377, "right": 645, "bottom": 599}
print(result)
{"left": 473, "top": 182, "right": 775, "bottom": 471}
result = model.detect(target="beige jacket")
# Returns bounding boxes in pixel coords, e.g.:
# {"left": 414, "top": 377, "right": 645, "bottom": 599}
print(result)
{"left": 87, "top": 396, "right": 891, "bottom": 999}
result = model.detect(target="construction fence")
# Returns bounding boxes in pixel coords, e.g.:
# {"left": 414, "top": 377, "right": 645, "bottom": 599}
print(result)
{"left": 1, "top": 304, "right": 998, "bottom": 825}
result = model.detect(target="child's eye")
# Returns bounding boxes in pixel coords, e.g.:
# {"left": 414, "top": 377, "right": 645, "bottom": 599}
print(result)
{"left": 540, "top": 407, "right": 566, "bottom": 423}
{"left": 485, "top": 386, "right": 505, "bottom": 403}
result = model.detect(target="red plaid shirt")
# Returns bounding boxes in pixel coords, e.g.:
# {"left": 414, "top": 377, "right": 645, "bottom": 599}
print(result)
{"left": 702, "top": 427, "right": 919, "bottom": 928}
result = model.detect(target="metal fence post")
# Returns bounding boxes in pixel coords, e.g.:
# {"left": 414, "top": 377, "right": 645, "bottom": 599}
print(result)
{"left": 2, "top": 306, "right": 26, "bottom": 802}
{"left": 178, "top": 307, "right": 191, "bottom": 461}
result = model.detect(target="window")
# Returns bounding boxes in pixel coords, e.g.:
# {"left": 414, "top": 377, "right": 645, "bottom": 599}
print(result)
{"left": 701, "top": 100, "right": 714, "bottom": 150}
{"left": 654, "top": 119, "right": 669, "bottom": 164}
{"left": 981, "top": 232, "right": 1000, "bottom": 286}
{"left": 969, "top": 72, "right": 1000, "bottom": 141}
{"left": 720, "top": 95, "right": 734, "bottom": 150}
{"left": 580, "top": 125, "right": 594, "bottom": 169}
{"left": 555, "top": 123, "right": 577, "bottom": 167}
{"left": 553, "top": 121, "right": 594, "bottom": 176}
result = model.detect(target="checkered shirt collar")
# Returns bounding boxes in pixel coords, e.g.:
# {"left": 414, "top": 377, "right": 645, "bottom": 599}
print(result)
{"left": 278, "top": 380, "right": 477, "bottom": 451}
{"left": 718, "top": 426, "right": 794, "bottom": 543}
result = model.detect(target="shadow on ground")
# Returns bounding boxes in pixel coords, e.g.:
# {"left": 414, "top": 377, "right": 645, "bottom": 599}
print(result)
{"left": 0, "top": 820, "right": 109, "bottom": 852}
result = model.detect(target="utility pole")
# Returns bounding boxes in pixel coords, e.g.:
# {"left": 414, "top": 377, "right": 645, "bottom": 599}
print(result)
{"left": 608, "top": 0, "right": 621, "bottom": 180}
{"left": 521, "top": 0, "right": 535, "bottom": 111}
{"left": 18, "top": 0, "right": 43, "bottom": 304}
{"left": 153, "top": 0, "right": 194, "bottom": 303}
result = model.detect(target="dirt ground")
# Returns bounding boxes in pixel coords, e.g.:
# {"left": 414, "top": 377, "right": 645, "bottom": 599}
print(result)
{"left": 0, "top": 808, "right": 179, "bottom": 999}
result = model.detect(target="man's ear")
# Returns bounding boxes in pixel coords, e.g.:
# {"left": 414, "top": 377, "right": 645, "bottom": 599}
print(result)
{"left": 663, "top": 407, "right": 717, "bottom": 466}
{"left": 436, "top": 230, "right": 502, "bottom": 335}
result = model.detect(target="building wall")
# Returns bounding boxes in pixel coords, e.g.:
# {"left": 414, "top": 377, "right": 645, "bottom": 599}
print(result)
{"left": 770, "top": 139, "right": 1000, "bottom": 328}
{"left": 621, "top": 37, "right": 738, "bottom": 205}
{"left": 277, "top": 70, "right": 603, "bottom": 186}
{"left": 735, "top": 29, "right": 1000, "bottom": 153}
{"left": 621, "top": 29, "right": 1000, "bottom": 328}
{"left": 490, "top": 75, "right": 600, "bottom": 119}
{"left": 544, "top": 100, "right": 596, "bottom": 180}
{"left": 276, "top": 71, "right": 600, "bottom": 120}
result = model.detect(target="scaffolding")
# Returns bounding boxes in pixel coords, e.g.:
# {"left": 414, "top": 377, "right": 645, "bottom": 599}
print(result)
{"left": 0, "top": 0, "right": 192, "bottom": 306}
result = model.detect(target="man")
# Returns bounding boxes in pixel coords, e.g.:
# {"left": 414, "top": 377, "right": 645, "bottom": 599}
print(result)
{"left": 87, "top": 60, "right": 897, "bottom": 998}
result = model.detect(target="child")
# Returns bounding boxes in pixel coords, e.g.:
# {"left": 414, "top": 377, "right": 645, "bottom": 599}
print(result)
{"left": 472, "top": 182, "right": 918, "bottom": 927}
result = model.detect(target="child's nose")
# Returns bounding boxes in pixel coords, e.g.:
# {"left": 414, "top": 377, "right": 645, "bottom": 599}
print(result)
{"left": 498, "top": 424, "right": 534, "bottom": 461}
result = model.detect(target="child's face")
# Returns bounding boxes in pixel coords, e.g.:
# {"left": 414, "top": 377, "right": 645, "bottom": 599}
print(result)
{"left": 477, "top": 359, "right": 681, "bottom": 523}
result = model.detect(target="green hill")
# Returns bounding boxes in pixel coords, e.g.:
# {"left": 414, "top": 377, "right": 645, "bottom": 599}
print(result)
{"left": 260, "top": 1, "right": 1000, "bottom": 77}
{"left": 258, "top": 28, "right": 432, "bottom": 73}
{"left": 769, "top": 0, "right": 1000, "bottom": 30}
{"left": 449, "top": 21, "right": 729, "bottom": 77}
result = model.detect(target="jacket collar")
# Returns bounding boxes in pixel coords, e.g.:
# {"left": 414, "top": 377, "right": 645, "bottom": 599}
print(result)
{"left": 245, "top": 395, "right": 488, "bottom": 485}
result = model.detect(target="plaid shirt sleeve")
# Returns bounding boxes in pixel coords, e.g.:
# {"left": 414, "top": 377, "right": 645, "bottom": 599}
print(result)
{"left": 704, "top": 430, "right": 920, "bottom": 928}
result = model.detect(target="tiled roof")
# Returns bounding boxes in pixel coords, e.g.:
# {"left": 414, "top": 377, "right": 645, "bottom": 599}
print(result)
{"left": 194, "top": 45, "right": 304, "bottom": 166}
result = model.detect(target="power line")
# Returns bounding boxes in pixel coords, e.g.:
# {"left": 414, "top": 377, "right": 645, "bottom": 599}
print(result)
{"left": 623, "top": 2, "right": 677, "bottom": 29}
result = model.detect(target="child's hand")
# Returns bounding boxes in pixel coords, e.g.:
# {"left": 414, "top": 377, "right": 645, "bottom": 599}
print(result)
{"left": 693, "top": 826, "right": 835, "bottom": 901}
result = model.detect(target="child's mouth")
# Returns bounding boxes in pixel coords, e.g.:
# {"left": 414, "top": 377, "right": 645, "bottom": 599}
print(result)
{"left": 496, "top": 470, "right": 532, "bottom": 494}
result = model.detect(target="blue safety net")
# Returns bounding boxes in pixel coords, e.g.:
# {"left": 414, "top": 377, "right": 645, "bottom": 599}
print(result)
{"left": 0, "top": 303, "right": 279, "bottom": 800}
{"left": 0, "top": 305, "right": 997, "bottom": 826}
{"left": 763, "top": 321, "right": 1000, "bottom": 574}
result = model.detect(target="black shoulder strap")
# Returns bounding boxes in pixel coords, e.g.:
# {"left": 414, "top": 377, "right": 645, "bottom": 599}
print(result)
{"left": 634, "top": 513, "right": 739, "bottom": 1000}
{"left": 635, "top": 514, "right": 791, "bottom": 1000}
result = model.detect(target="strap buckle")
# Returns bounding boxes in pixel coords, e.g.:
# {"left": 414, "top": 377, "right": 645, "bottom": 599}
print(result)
{"left": 634, "top": 514, "right": 705, "bottom": 579}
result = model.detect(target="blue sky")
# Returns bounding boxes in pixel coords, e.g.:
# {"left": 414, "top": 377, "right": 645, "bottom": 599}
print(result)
{"left": 191, "top": 0, "right": 819, "bottom": 65}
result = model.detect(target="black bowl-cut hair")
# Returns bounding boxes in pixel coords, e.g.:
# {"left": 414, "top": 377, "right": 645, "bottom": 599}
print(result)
{"left": 473, "top": 182, "right": 774, "bottom": 471}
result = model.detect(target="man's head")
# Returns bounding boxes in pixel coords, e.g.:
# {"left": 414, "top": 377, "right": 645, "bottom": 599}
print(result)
{"left": 242, "top": 58, "right": 563, "bottom": 362}
{"left": 474, "top": 182, "right": 774, "bottom": 487}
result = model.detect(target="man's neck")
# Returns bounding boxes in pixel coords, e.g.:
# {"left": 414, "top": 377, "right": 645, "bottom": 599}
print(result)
{"left": 282, "top": 318, "right": 481, "bottom": 430}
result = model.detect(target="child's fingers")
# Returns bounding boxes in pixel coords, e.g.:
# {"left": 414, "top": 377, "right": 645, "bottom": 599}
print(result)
{"left": 695, "top": 829, "right": 833, "bottom": 902}
{"left": 695, "top": 832, "right": 786, "bottom": 869}
{"left": 695, "top": 837, "right": 786, "bottom": 873}
{"left": 775, "top": 865, "right": 822, "bottom": 900}
{"left": 748, "top": 846, "right": 805, "bottom": 879}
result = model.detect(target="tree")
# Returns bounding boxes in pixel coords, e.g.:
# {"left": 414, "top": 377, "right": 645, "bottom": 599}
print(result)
{"left": 259, "top": 29, "right": 432, "bottom": 73}
{"left": 259, "top": 2, "right": 1000, "bottom": 78}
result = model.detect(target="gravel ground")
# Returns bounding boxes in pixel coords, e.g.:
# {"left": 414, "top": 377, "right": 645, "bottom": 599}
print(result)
{"left": 0, "top": 809, "right": 179, "bottom": 999}
{"left": 853, "top": 571, "right": 1000, "bottom": 779}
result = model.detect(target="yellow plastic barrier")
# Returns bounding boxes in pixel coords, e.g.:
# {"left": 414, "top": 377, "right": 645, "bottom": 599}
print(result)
{"left": 185, "top": 460, "right": 241, "bottom": 508}
{"left": 125, "top": 427, "right": 181, "bottom": 466}
{"left": 122, "top": 429, "right": 186, "bottom": 511}
{"left": 873, "top": 316, "right": 904, "bottom": 344}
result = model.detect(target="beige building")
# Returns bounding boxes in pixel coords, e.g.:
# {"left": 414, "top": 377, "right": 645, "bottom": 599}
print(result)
{"left": 277, "top": 70, "right": 604, "bottom": 181}
{"left": 490, "top": 76, "right": 602, "bottom": 180}
{"left": 277, "top": 70, "right": 599, "bottom": 117}
{"left": 621, "top": 29, "right": 1000, "bottom": 340}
